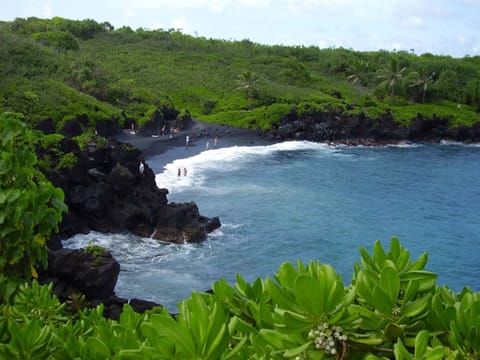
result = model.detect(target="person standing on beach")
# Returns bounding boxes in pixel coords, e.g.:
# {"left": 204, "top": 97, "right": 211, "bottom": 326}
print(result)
{"left": 184, "top": 167, "right": 188, "bottom": 176}
{"left": 177, "top": 168, "right": 181, "bottom": 177}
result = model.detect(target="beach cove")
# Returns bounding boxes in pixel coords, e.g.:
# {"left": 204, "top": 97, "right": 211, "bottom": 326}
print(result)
{"left": 64, "top": 121, "right": 480, "bottom": 312}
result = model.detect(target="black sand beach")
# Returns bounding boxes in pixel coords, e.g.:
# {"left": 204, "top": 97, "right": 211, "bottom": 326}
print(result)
{"left": 114, "top": 119, "right": 276, "bottom": 168}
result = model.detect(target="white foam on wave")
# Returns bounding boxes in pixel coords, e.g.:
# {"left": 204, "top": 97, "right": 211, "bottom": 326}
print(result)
{"left": 387, "top": 142, "right": 423, "bottom": 148}
{"left": 155, "top": 141, "right": 334, "bottom": 192}
{"left": 440, "top": 140, "right": 480, "bottom": 147}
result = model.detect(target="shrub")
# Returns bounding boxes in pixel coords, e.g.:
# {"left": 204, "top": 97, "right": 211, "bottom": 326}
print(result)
{"left": 0, "top": 237, "right": 479, "bottom": 358}
{"left": 0, "top": 114, "right": 67, "bottom": 302}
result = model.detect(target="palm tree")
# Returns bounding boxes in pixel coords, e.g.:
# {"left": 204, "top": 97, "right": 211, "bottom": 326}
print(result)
{"left": 345, "top": 60, "right": 369, "bottom": 86}
{"left": 377, "top": 58, "right": 406, "bottom": 97}
{"left": 408, "top": 70, "right": 435, "bottom": 103}
{"left": 233, "top": 70, "right": 259, "bottom": 99}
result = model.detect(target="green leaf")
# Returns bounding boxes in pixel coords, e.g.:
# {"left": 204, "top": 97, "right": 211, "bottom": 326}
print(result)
{"left": 86, "top": 337, "right": 111, "bottom": 358}
{"left": 265, "top": 277, "right": 297, "bottom": 311}
{"left": 394, "top": 338, "right": 413, "bottom": 360}
{"left": 141, "top": 314, "right": 196, "bottom": 358}
{"left": 403, "top": 280, "right": 420, "bottom": 304}
{"left": 401, "top": 271, "right": 437, "bottom": 292}
{"left": 401, "top": 293, "right": 432, "bottom": 318}
{"left": 396, "top": 250, "right": 411, "bottom": 273}
{"left": 372, "top": 286, "right": 394, "bottom": 315}
{"left": 385, "top": 322, "right": 404, "bottom": 342}
{"left": 274, "top": 309, "right": 311, "bottom": 332}
{"left": 283, "top": 341, "right": 312, "bottom": 358}
{"left": 356, "top": 270, "right": 376, "bottom": 305}
{"left": 275, "top": 262, "right": 299, "bottom": 290}
{"left": 294, "top": 275, "right": 326, "bottom": 318}
{"left": 373, "top": 240, "right": 387, "bottom": 267}
{"left": 425, "top": 346, "right": 444, "bottom": 360}
{"left": 360, "top": 246, "right": 376, "bottom": 270}
{"left": 380, "top": 266, "right": 400, "bottom": 304}
{"left": 204, "top": 302, "right": 229, "bottom": 359}
{"left": 212, "top": 278, "right": 235, "bottom": 301}
{"left": 410, "top": 252, "right": 428, "bottom": 271}
{"left": 414, "top": 330, "right": 429, "bottom": 359}
{"left": 389, "top": 237, "right": 401, "bottom": 261}
{"left": 258, "top": 329, "right": 290, "bottom": 349}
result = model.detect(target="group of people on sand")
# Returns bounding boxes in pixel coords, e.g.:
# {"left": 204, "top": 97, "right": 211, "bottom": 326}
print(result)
{"left": 185, "top": 134, "right": 219, "bottom": 149}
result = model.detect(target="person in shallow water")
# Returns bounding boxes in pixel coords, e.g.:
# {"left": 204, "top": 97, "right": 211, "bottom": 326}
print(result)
{"left": 184, "top": 167, "right": 188, "bottom": 176}
{"left": 177, "top": 168, "right": 181, "bottom": 177}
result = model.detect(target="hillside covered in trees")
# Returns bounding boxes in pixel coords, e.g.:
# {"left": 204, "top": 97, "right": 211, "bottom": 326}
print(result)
{"left": 1, "top": 16, "right": 480, "bottom": 139}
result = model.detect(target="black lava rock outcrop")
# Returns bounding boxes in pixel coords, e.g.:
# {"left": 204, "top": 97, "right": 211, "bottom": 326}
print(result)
{"left": 268, "top": 107, "right": 480, "bottom": 145}
{"left": 43, "top": 137, "right": 220, "bottom": 246}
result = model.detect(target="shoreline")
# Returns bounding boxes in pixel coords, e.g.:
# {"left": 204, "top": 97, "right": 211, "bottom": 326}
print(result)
{"left": 113, "top": 118, "right": 480, "bottom": 171}
{"left": 113, "top": 118, "right": 277, "bottom": 170}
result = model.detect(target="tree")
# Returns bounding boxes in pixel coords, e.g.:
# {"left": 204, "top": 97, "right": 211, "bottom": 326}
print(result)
{"left": 433, "top": 69, "right": 461, "bottom": 102}
{"left": 32, "top": 30, "right": 79, "bottom": 53}
{"left": 233, "top": 69, "right": 259, "bottom": 99}
{"left": 408, "top": 69, "right": 435, "bottom": 103}
{"left": 377, "top": 58, "right": 406, "bottom": 97}
{"left": 345, "top": 59, "right": 369, "bottom": 86}
{"left": 0, "top": 113, "right": 67, "bottom": 298}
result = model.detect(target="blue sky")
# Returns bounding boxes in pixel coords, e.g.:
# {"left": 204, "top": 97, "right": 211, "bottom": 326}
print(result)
{"left": 1, "top": 0, "right": 479, "bottom": 58}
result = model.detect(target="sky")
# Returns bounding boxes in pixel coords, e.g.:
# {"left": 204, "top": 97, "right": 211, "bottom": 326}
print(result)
{"left": 1, "top": 0, "right": 479, "bottom": 58}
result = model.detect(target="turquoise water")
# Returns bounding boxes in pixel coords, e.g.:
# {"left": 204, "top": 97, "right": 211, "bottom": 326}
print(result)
{"left": 64, "top": 141, "right": 480, "bottom": 311}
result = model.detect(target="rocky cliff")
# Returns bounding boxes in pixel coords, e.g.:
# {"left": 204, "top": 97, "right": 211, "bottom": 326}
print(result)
{"left": 268, "top": 108, "right": 480, "bottom": 145}
{"left": 41, "top": 137, "right": 220, "bottom": 249}
{"left": 37, "top": 136, "right": 220, "bottom": 317}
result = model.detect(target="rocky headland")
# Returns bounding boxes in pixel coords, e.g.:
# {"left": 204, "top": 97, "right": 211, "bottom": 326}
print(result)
{"left": 38, "top": 124, "right": 222, "bottom": 317}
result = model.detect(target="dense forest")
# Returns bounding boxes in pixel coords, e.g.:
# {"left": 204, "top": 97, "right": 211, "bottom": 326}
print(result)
{"left": 1, "top": 17, "right": 480, "bottom": 359}
{"left": 1, "top": 16, "right": 480, "bottom": 136}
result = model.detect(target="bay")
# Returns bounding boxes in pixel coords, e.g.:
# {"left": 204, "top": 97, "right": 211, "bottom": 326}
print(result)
{"left": 64, "top": 141, "right": 480, "bottom": 311}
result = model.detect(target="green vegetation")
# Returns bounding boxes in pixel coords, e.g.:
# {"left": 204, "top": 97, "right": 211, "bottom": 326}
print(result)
{"left": 1, "top": 17, "right": 479, "bottom": 135}
{"left": 1, "top": 238, "right": 479, "bottom": 359}
{"left": 1, "top": 17, "right": 480, "bottom": 359}
{"left": 0, "top": 114, "right": 67, "bottom": 301}
{"left": 84, "top": 239, "right": 107, "bottom": 266}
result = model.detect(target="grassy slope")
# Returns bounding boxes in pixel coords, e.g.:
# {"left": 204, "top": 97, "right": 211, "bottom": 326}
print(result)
{"left": 1, "top": 20, "right": 479, "bottom": 132}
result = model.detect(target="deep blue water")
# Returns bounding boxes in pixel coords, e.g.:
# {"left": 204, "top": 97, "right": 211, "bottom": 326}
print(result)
{"left": 64, "top": 141, "right": 480, "bottom": 311}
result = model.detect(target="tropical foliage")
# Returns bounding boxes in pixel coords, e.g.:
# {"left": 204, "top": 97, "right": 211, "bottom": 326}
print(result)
{"left": 1, "top": 17, "right": 479, "bottom": 134}
{"left": 0, "top": 238, "right": 479, "bottom": 359}
{"left": 0, "top": 114, "right": 67, "bottom": 301}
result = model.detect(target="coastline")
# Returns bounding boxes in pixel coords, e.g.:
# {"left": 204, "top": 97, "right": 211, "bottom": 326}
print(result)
{"left": 113, "top": 118, "right": 277, "bottom": 169}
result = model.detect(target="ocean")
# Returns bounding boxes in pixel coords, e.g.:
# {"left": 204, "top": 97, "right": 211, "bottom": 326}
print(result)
{"left": 64, "top": 141, "right": 480, "bottom": 312}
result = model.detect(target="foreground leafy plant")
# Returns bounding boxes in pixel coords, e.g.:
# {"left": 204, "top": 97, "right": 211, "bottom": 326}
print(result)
{"left": 0, "top": 114, "right": 67, "bottom": 301}
{"left": 0, "top": 238, "right": 479, "bottom": 359}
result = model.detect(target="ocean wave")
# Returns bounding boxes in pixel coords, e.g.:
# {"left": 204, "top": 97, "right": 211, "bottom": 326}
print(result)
{"left": 155, "top": 141, "right": 336, "bottom": 191}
